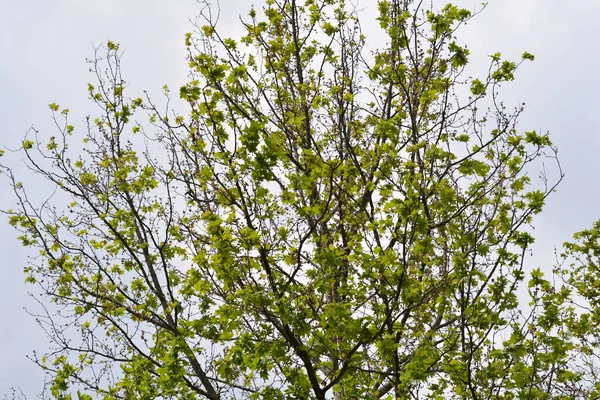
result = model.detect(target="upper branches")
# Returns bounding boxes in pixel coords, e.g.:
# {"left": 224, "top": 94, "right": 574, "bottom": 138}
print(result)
{"left": 1, "top": 1, "right": 585, "bottom": 399}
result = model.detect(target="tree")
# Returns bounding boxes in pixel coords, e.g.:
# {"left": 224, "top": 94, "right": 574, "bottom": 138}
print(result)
{"left": 3, "top": 0, "right": 597, "bottom": 398}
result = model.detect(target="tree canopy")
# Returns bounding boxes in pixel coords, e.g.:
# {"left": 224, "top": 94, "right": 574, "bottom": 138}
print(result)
{"left": 3, "top": 0, "right": 600, "bottom": 399}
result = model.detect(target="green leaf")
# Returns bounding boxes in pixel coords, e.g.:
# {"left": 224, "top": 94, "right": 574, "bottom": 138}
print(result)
{"left": 470, "top": 78, "right": 486, "bottom": 95}
{"left": 522, "top": 51, "right": 535, "bottom": 61}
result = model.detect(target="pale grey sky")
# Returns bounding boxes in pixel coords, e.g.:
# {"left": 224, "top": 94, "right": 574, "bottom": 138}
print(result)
{"left": 1, "top": 0, "right": 599, "bottom": 397}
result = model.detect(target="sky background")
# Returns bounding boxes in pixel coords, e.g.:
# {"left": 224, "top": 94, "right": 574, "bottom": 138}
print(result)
{"left": 1, "top": 0, "right": 599, "bottom": 396}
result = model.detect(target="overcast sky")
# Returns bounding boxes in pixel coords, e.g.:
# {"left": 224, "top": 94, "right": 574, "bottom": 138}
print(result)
{"left": 1, "top": 0, "right": 599, "bottom": 397}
